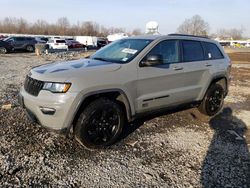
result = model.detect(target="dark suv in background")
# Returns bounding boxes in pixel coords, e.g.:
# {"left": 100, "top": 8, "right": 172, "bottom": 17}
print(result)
{"left": 4, "top": 37, "right": 37, "bottom": 52}
{"left": 0, "top": 40, "right": 14, "bottom": 54}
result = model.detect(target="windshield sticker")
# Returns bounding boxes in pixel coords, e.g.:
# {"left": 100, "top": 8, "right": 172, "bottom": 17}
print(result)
{"left": 122, "top": 48, "right": 138, "bottom": 54}
{"left": 122, "top": 57, "right": 129, "bottom": 61}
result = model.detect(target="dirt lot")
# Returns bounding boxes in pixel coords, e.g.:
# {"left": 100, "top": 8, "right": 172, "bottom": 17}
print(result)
{"left": 0, "top": 50, "right": 250, "bottom": 187}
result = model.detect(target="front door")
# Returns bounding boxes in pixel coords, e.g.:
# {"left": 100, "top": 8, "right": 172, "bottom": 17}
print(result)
{"left": 136, "top": 39, "right": 208, "bottom": 113}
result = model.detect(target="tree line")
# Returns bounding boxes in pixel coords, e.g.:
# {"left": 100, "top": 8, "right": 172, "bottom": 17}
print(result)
{"left": 0, "top": 16, "right": 246, "bottom": 39}
{"left": 177, "top": 15, "right": 245, "bottom": 40}
{"left": 0, "top": 17, "right": 142, "bottom": 37}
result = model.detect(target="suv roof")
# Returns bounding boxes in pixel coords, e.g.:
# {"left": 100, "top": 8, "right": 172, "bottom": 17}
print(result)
{"left": 129, "top": 34, "right": 216, "bottom": 43}
{"left": 168, "top": 33, "right": 209, "bottom": 39}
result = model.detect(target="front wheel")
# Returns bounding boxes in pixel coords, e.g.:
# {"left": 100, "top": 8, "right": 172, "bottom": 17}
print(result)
{"left": 74, "top": 98, "right": 125, "bottom": 149}
{"left": 0, "top": 47, "right": 7, "bottom": 54}
{"left": 198, "top": 84, "right": 225, "bottom": 116}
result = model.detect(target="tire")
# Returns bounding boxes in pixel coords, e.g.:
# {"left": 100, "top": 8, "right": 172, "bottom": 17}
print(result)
{"left": 198, "top": 84, "right": 225, "bottom": 116}
{"left": 26, "top": 45, "right": 34, "bottom": 52}
{"left": 74, "top": 98, "right": 125, "bottom": 149}
{"left": 0, "top": 47, "right": 7, "bottom": 54}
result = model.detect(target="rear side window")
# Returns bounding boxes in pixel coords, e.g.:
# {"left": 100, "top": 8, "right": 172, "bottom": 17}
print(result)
{"left": 182, "top": 40, "right": 204, "bottom": 62}
{"left": 56, "top": 40, "right": 66, "bottom": 43}
{"left": 202, "top": 42, "right": 224, "bottom": 59}
{"left": 26, "top": 37, "right": 34, "bottom": 41}
{"left": 15, "top": 37, "right": 25, "bottom": 41}
{"left": 148, "top": 40, "right": 180, "bottom": 64}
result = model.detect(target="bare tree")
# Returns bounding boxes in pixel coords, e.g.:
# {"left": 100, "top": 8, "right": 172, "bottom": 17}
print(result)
{"left": 0, "top": 16, "right": 137, "bottom": 37}
{"left": 177, "top": 15, "right": 209, "bottom": 36}
{"left": 130, "top": 28, "right": 143, "bottom": 36}
{"left": 108, "top": 27, "right": 126, "bottom": 34}
{"left": 16, "top": 18, "right": 28, "bottom": 34}
{"left": 216, "top": 28, "right": 244, "bottom": 40}
{"left": 56, "top": 17, "right": 70, "bottom": 35}
{"left": 81, "top": 21, "right": 100, "bottom": 36}
{"left": 228, "top": 28, "right": 244, "bottom": 40}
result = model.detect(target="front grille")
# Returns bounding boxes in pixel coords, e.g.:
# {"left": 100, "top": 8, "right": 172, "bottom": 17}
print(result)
{"left": 24, "top": 76, "right": 44, "bottom": 96}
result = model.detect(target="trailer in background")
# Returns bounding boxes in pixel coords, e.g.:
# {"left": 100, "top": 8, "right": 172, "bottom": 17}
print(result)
{"left": 107, "top": 33, "right": 128, "bottom": 42}
{"left": 75, "top": 36, "right": 97, "bottom": 48}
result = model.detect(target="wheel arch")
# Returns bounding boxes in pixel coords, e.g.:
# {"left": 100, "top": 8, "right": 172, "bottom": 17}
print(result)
{"left": 203, "top": 75, "right": 228, "bottom": 99}
{"left": 210, "top": 76, "right": 228, "bottom": 95}
{"left": 70, "top": 89, "right": 133, "bottom": 131}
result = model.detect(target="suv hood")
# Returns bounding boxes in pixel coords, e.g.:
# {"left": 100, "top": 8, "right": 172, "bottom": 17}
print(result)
{"left": 31, "top": 58, "right": 122, "bottom": 82}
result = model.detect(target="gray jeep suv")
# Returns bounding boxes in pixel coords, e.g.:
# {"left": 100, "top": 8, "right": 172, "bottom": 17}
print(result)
{"left": 19, "top": 34, "right": 231, "bottom": 149}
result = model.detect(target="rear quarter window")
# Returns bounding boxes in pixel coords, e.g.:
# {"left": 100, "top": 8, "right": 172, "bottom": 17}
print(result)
{"left": 202, "top": 42, "right": 224, "bottom": 60}
{"left": 182, "top": 40, "right": 204, "bottom": 62}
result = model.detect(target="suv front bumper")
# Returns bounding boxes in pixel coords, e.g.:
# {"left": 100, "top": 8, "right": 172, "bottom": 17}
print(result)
{"left": 19, "top": 86, "right": 78, "bottom": 131}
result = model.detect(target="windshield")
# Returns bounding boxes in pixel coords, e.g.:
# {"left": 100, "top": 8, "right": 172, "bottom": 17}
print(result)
{"left": 91, "top": 39, "right": 152, "bottom": 63}
{"left": 3, "top": 37, "right": 12, "bottom": 42}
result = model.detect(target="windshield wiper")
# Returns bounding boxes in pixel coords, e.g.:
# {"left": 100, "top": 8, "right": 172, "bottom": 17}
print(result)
{"left": 92, "top": 57, "right": 109, "bottom": 62}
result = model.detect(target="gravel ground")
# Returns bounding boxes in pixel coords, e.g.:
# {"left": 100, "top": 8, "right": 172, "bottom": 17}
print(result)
{"left": 0, "top": 52, "right": 250, "bottom": 187}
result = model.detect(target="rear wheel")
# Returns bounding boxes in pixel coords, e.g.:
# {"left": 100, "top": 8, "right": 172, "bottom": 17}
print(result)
{"left": 26, "top": 45, "right": 34, "bottom": 52}
{"left": 74, "top": 98, "right": 125, "bottom": 149}
{"left": 198, "top": 84, "right": 225, "bottom": 116}
{"left": 0, "top": 47, "right": 7, "bottom": 54}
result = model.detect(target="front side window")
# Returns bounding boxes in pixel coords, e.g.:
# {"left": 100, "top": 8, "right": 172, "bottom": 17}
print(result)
{"left": 182, "top": 40, "right": 204, "bottom": 62}
{"left": 147, "top": 40, "right": 180, "bottom": 64}
{"left": 91, "top": 39, "right": 152, "bottom": 63}
{"left": 202, "top": 42, "right": 224, "bottom": 59}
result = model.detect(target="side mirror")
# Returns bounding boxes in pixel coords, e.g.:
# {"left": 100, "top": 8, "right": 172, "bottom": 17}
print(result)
{"left": 140, "top": 54, "right": 163, "bottom": 67}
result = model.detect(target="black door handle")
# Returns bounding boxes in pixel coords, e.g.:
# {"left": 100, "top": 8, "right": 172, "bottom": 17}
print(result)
{"left": 173, "top": 66, "right": 183, "bottom": 71}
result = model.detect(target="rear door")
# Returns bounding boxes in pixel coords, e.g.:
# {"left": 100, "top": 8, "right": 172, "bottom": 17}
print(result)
{"left": 179, "top": 40, "right": 212, "bottom": 101}
{"left": 200, "top": 41, "right": 227, "bottom": 96}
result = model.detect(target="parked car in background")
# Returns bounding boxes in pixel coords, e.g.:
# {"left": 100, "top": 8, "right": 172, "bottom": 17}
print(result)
{"left": 0, "top": 35, "right": 8, "bottom": 40}
{"left": 0, "top": 40, "right": 14, "bottom": 54}
{"left": 35, "top": 37, "right": 49, "bottom": 44}
{"left": 4, "top": 37, "right": 37, "bottom": 52}
{"left": 97, "top": 37, "right": 108, "bottom": 49}
{"left": 246, "top": 42, "right": 250, "bottom": 48}
{"left": 47, "top": 38, "right": 68, "bottom": 50}
{"left": 65, "top": 39, "right": 85, "bottom": 49}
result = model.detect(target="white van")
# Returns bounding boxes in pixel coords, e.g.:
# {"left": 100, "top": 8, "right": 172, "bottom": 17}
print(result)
{"left": 75, "top": 36, "right": 97, "bottom": 47}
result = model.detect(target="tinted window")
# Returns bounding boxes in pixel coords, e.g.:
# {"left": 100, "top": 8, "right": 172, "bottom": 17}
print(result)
{"left": 26, "top": 37, "right": 35, "bottom": 41}
{"left": 203, "top": 42, "right": 224, "bottom": 59}
{"left": 15, "top": 37, "right": 25, "bottom": 41}
{"left": 182, "top": 40, "right": 204, "bottom": 62}
{"left": 56, "top": 40, "right": 66, "bottom": 43}
{"left": 148, "top": 40, "right": 179, "bottom": 64}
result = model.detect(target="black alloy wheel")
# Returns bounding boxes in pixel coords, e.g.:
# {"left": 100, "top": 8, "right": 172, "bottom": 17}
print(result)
{"left": 74, "top": 98, "right": 124, "bottom": 149}
{"left": 199, "top": 84, "right": 225, "bottom": 116}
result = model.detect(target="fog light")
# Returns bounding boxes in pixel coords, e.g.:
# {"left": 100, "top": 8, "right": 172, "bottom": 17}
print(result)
{"left": 40, "top": 107, "right": 56, "bottom": 115}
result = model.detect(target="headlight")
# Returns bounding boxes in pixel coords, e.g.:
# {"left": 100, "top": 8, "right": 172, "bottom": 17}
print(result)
{"left": 43, "top": 82, "right": 71, "bottom": 93}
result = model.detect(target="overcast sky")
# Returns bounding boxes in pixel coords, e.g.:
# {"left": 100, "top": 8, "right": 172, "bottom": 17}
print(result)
{"left": 0, "top": 0, "right": 249, "bottom": 36}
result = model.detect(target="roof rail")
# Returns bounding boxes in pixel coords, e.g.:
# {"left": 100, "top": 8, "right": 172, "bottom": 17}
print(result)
{"left": 168, "top": 33, "right": 209, "bottom": 39}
